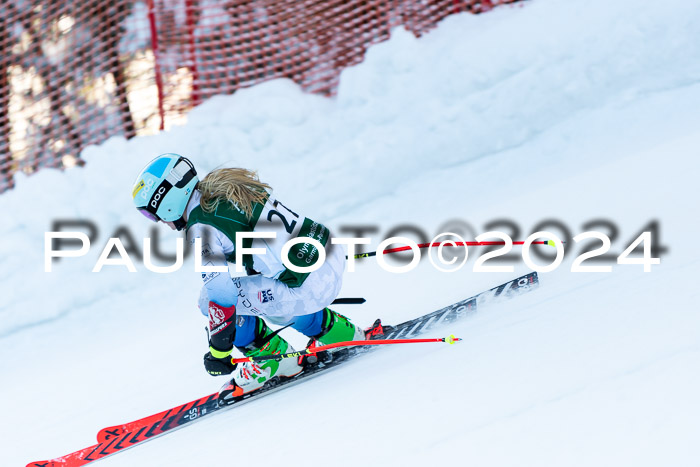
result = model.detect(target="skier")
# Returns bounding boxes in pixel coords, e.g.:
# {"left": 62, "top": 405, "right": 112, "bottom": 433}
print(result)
{"left": 132, "top": 153, "right": 378, "bottom": 398}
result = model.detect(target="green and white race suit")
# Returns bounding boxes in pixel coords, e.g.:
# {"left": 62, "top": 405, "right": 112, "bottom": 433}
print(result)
{"left": 185, "top": 191, "right": 345, "bottom": 324}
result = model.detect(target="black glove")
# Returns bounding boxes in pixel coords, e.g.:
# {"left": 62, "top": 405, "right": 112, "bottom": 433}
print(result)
{"left": 203, "top": 351, "right": 237, "bottom": 376}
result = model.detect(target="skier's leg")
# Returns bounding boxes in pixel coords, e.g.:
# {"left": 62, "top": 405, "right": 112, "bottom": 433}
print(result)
{"left": 289, "top": 311, "right": 324, "bottom": 337}
{"left": 234, "top": 316, "right": 295, "bottom": 357}
{"left": 291, "top": 308, "right": 365, "bottom": 344}
{"left": 231, "top": 315, "right": 258, "bottom": 348}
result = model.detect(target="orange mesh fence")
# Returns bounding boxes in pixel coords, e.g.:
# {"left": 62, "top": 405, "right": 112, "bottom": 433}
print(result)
{"left": 0, "top": 0, "right": 524, "bottom": 192}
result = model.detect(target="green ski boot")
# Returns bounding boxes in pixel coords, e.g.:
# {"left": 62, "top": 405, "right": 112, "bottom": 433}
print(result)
{"left": 314, "top": 308, "right": 366, "bottom": 345}
{"left": 299, "top": 308, "right": 369, "bottom": 365}
{"left": 226, "top": 321, "right": 303, "bottom": 398}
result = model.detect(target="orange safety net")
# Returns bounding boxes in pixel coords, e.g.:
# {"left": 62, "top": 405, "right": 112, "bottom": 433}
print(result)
{"left": 0, "top": 0, "right": 523, "bottom": 192}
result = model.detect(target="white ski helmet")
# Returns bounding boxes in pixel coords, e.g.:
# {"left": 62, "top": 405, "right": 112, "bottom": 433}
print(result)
{"left": 132, "top": 154, "right": 198, "bottom": 230}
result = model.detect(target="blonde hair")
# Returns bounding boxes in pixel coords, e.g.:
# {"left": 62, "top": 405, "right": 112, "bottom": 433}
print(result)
{"left": 197, "top": 168, "right": 271, "bottom": 218}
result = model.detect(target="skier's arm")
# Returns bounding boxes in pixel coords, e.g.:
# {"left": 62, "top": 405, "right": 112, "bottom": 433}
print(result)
{"left": 189, "top": 223, "right": 238, "bottom": 310}
{"left": 203, "top": 299, "right": 238, "bottom": 376}
{"left": 188, "top": 224, "right": 239, "bottom": 375}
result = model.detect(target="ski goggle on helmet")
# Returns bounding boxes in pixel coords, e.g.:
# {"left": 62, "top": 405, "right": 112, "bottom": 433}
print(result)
{"left": 132, "top": 154, "right": 198, "bottom": 230}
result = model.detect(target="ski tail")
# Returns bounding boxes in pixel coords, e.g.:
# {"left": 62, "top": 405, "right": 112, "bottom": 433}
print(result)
{"left": 96, "top": 393, "right": 217, "bottom": 443}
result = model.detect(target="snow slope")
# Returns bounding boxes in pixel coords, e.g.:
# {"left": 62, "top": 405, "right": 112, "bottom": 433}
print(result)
{"left": 2, "top": 0, "right": 700, "bottom": 465}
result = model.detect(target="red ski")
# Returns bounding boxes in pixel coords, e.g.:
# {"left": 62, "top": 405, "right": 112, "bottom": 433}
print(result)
{"left": 95, "top": 393, "right": 217, "bottom": 443}
{"left": 27, "top": 272, "right": 539, "bottom": 467}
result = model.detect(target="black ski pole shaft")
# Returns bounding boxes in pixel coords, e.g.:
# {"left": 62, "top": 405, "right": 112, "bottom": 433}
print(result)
{"left": 331, "top": 297, "right": 366, "bottom": 305}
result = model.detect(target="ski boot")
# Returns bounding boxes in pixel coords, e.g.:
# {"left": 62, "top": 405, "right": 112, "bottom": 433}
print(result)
{"left": 218, "top": 324, "right": 302, "bottom": 405}
{"left": 365, "top": 318, "right": 394, "bottom": 340}
{"left": 299, "top": 309, "right": 393, "bottom": 367}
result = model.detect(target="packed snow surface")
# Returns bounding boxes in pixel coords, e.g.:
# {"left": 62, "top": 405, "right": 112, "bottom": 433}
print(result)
{"left": 2, "top": 0, "right": 699, "bottom": 465}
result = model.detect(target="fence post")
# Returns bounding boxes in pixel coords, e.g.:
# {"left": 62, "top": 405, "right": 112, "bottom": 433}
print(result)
{"left": 0, "top": 15, "right": 13, "bottom": 191}
{"left": 185, "top": 0, "right": 200, "bottom": 107}
{"left": 147, "top": 0, "right": 166, "bottom": 131}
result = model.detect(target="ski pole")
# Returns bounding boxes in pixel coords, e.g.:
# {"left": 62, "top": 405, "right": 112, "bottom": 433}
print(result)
{"left": 331, "top": 297, "right": 366, "bottom": 305}
{"left": 351, "top": 240, "right": 557, "bottom": 259}
{"left": 230, "top": 335, "right": 461, "bottom": 364}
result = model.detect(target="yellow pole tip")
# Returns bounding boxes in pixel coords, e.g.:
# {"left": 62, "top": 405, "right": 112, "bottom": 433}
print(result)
{"left": 446, "top": 334, "right": 458, "bottom": 345}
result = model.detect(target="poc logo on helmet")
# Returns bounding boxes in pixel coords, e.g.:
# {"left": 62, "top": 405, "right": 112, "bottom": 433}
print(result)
{"left": 150, "top": 186, "right": 167, "bottom": 209}
{"left": 139, "top": 178, "right": 155, "bottom": 200}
